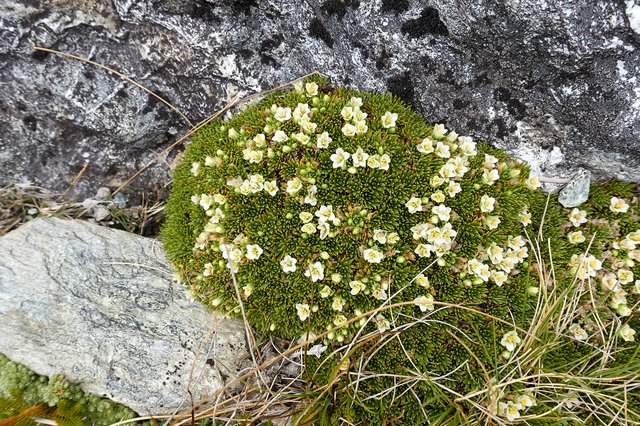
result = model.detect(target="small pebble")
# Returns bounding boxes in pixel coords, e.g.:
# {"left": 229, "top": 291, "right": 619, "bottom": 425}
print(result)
{"left": 95, "top": 187, "right": 111, "bottom": 201}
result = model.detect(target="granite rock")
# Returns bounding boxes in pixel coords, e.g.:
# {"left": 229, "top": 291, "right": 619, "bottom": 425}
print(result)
{"left": 1, "top": 0, "right": 639, "bottom": 199}
{"left": 0, "top": 217, "right": 249, "bottom": 414}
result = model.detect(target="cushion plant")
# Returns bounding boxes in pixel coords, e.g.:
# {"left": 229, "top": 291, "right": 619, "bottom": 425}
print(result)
{"left": 162, "top": 76, "right": 640, "bottom": 424}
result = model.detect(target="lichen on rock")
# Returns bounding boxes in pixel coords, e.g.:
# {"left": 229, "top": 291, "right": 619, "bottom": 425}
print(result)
{"left": 163, "top": 77, "right": 640, "bottom": 424}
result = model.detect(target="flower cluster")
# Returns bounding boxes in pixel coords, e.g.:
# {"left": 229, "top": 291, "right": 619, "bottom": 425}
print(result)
{"left": 163, "top": 78, "right": 640, "bottom": 424}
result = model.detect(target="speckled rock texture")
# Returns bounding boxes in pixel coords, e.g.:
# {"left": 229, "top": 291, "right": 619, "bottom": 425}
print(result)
{"left": 1, "top": 0, "right": 639, "bottom": 199}
{"left": 0, "top": 217, "right": 249, "bottom": 414}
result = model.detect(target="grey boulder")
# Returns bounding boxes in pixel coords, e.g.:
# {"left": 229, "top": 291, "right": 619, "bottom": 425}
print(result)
{"left": 0, "top": 218, "right": 249, "bottom": 414}
{"left": 1, "top": 0, "right": 639, "bottom": 200}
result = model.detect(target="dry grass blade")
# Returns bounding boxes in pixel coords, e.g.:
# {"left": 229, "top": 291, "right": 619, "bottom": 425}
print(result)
{"left": 32, "top": 47, "right": 194, "bottom": 127}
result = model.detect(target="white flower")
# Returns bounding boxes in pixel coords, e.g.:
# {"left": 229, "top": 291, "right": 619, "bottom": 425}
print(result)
{"left": 372, "top": 285, "right": 388, "bottom": 301}
{"left": 341, "top": 106, "right": 354, "bottom": 120}
{"left": 434, "top": 142, "right": 450, "bottom": 158}
{"left": 373, "top": 229, "right": 387, "bottom": 244}
{"left": 486, "top": 216, "right": 500, "bottom": 230}
{"left": 417, "top": 138, "right": 435, "bottom": 154}
{"left": 363, "top": 248, "right": 384, "bottom": 263}
{"left": 349, "top": 280, "right": 366, "bottom": 295}
{"left": 601, "top": 273, "right": 620, "bottom": 292}
{"left": 253, "top": 133, "right": 266, "bottom": 147}
{"left": 301, "top": 223, "right": 317, "bottom": 234}
{"left": 458, "top": 136, "right": 476, "bottom": 156}
{"left": 618, "top": 324, "right": 636, "bottom": 342}
{"left": 381, "top": 111, "right": 398, "bottom": 128}
{"left": 333, "top": 315, "right": 348, "bottom": 326}
{"left": 439, "top": 163, "right": 456, "bottom": 179}
{"left": 482, "top": 169, "right": 500, "bottom": 185}
{"left": 199, "top": 194, "right": 213, "bottom": 211}
{"left": 414, "top": 243, "right": 433, "bottom": 258}
{"left": 484, "top": 154, "right": 498, "bottom": 168}
{"left": 499, "top": 401, "right": 522, "bottom": 422}
{"left": 568, "top": 208, "right": 587, "bottom": 227}
{"left": 476, "top": 263, "right": 491, "bottom": 281}
{"left": 293, "top": 103, "right": 311, "bottom": 120}
{"left": 618, "top": 269, "right": 634, "bottom": 284}
{"left": 352, "top": 147, "right": 369, "bottom": 167}
{"left": 618, "top": 305, "right": 632, "bottom": 316}
{"left": 245, "top": 244, "right": 263, "bottom": 260}
{"left": 258, "top": 180, "right": 276, "bottom": 196}
{"left": 447, "top": 181, "right": 462, "bottom": 197}
{"left": 294, "top": 81, "right": 304, "bottom": 93}
{"left": 515, "top": 393, "right": 536, "bottom": 408}
{"left": 433, "top": 123, "right": 447, "bottom": 138}
{"left": 300, "top": 117, "right": 317, "bottom": 134}
{"left": 332, "top": 297, "right": 345, "bottom": 312}
{"left": 491, "top": 270, "right": 508, "bottom": 287}
{"left": 315, "top": 205, "right": 335, "bottom": 223}
{"left": 500, "top": 330, "right": 521, "bottom": 352}
{"left": 305, "top": 262, "right": 325, "bottom": 282}
{"left": 272, "top": 130, "right": 289, "bottom": 143}
{"left": 243, "top": 285, "right": 253, "bottom": 297}
{"left": 406, "top": 197, "right": 423, "bottom": 213}
{"left": 432, "top": 204, "right": 452, "bottom": 222}
{"left": 387, "top": 232, "right": 400, "bottom": 245}
{"left": 452, "top": 156, "right": 469, "bottom": 177}
{"left": 331, "top": 148, "right": 350, "bottom": 168}
{"left": 280, "top": 255, "right": 297, "bottom": 273}
{"left": 354, "top": 120, "right": 368, "bottom": 135}
{"left": 305, "top": 82, "right": 318, "bottom": 96}
{"left": 431, "top": 191, "right": 446, "bottom": 203}
{"left": 367, "top": 154, "right": 381, "bottom": 169}
{"left": 379, "top": 154, "right": 391, "bottom": 171}
{"left": 610, "top": 197, "right": 630, "bottom": 213}
{"left": 293, "top": 132, "right": 310, "bottom": 145}
{"left": 525, "top": 175, "right": 541, "bottom": 190}
{"left": 191, "top": 162, "right": 200, "bottom": 176}
{"left": 415, "top": 274, "right": 430, "bottom": 287}
{"left": 519, "top": 209, "right": 532, "bottom": 226}
{"left": 480, "top": 194, "right": 496, "bottom": 212}
{"left": 318, "top": 222, "right": 330, "bottom": 240}
{"left": 212, "top": 194, "right": 226, "bottom": 205}
{"left": 203, "top": 262, "right": 214, "bottom": 277}
{"left": 568, "top": 230, "right": 586, "bottom": 244}
{"left": 569, "top": 323, "right": 588, "bottom": 341}
{"left": 296, "top": 303, "right": 310, "bottom": 321}
{"left": 274, "top": 106, "right": 292, "bottom": 122}
{"left": 204, "top": 155, "right": 222, "bottom": 167}
{"left": 350, "top": 96, "right": 363, "bottom": 108}
{"left": 375, "top": 314, "right": 390, "bottom": 332}
{"left": 320, "top": 285, "right": 332, "bottom": 298}
{"left": 316, "top": 132, "right": 332, "bottom": 148}
{"left": 414, "top": 295, "right": 435, "bottom": 312}
{"left": 446, "top": 131, "right": 458, "bottom": 142}
{"left": 299, "top": 211, "right": 314, "bottom": 223}
{"left": 634, "top": 280, "right": 640, "bottom": 294}
{"left": 304, "top": 184, "right": 318, "bottom": 206}
{"left": 286, "top": 177, "right": 303, "bottom": 195}
{"left": 342, "top": 123, "right": 357, "bottom": 137}
{"left": 430, "top": 175, "right": 445, "bottom": 187}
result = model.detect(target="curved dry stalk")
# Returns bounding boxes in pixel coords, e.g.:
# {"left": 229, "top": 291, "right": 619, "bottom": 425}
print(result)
{"left": 33, "top": 47, "right": 194, "bottom": 127}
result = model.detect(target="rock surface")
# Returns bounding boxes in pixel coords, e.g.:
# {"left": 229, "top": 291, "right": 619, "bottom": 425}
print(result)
{"left": 0, "top": 217, "right": 249, "bottom": 414}
{"left": 1, "top": 0, "right": 639, "bottom": 199}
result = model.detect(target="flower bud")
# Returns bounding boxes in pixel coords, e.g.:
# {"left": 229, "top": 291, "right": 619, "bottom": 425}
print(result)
{"left": 527, "top": 286, "right": 539, "bottom": 296}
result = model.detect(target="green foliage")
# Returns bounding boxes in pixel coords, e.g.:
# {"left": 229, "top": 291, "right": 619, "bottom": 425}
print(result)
{"left": 0, "top": 354, "right": 144, "bottom": 425}
{"left": 163, "top": 77, "right": 640, "bottom": 424}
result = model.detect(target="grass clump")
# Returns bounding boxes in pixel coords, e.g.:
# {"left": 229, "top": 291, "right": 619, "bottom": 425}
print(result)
{"left": 162, "top": 76, "right": 639, "bottom": 424}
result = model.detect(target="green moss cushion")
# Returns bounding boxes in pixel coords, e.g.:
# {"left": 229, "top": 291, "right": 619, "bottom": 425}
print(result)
{"left": 163, "top": 77, "right": 640, "bottom": 424}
